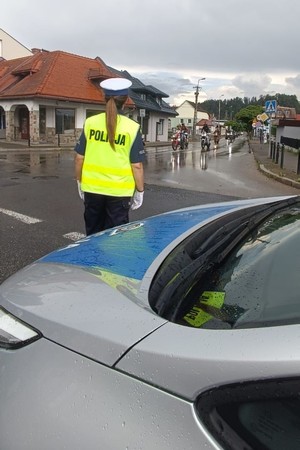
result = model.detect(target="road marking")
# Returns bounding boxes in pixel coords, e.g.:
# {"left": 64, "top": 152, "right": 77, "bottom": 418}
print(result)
{"left": 161, "top": 179, "right": 180, "bottom": 184}
{"left": 63, "top": 232, "right": 85, "bottom": 241}
{"left": 0, "top": 208, "right": 43, "bottom": 224}
{"left": 0, "top": 208, "right": 86, "bottom": 242}
{"left": 0, "top": 208, "right": 85, "bottom": 241}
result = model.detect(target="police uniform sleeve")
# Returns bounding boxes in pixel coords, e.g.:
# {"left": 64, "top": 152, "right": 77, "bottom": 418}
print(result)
{"left": 130, "top": 132, "right": 145, "bottom": 163}
{"left": 74, "top": 132, "right": 86, "bottom": 156}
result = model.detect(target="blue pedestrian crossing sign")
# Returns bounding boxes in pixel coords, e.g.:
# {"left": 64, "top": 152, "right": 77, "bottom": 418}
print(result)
{"left": 265, "top": 100, "right": 277, "bottom": 113}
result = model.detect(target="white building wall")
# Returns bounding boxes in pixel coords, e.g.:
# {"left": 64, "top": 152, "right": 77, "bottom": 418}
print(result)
{"left": 0, "top": 94, "right": 172, "bottom": 143}
{"left": 276, "top": 124, "right": 300, "bottom": 146}
{"left": 0, "top": 29, "right": 33, "bottom": 59}
{"left": 176, "top": 102, "right": 194, "bottom": 117}
{"left": 0, "top": 97, "right": 107, "bottom": 142}
{"left": 170, "top": 100, "right": 209, "bottom": 130}
{"left": 147, "top": 112, "right": 169, "bottom": 141}
{"left": 282, "top": 126, "right": 300, "bottom": 139}
{"left": 147, "top": 114, "right": 157, "bottom": 141}
{"left": 75, "top": 105, "right": 86, "bottom": 128}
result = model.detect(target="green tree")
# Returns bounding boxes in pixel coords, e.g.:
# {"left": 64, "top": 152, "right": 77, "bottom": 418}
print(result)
{"left": 235, "top": 105, "right": 264, "bottom": 132}
{"left": 201, "top": 93, "right": 300, "bottom": 120}
{"left": 224, "top": 120, "right": 244, "bottom": 132}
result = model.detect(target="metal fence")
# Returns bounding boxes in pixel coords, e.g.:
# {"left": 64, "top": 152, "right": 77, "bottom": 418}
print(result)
{"left": 269, "top": 140, "right": 300, "bottom": 175}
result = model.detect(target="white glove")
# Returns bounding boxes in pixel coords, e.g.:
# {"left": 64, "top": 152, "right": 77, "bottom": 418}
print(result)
{"left": 77, "top": 180, "right": 84, "bottom": 201}
{"left": 130, "top": 190, "right": 144, "bottom": 210}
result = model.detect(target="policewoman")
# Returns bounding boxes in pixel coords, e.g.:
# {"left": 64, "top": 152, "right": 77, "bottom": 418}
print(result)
{"left": 74, "top": 78, "right": 145, "bottom": 236}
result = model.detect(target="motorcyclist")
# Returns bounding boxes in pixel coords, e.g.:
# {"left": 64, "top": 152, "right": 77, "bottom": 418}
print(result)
{"left": 214, "top": 125, "right": 221, "bottom": 136}
{"left": 180, "top": 123, "right": 189, "bottom": 133}
{"left": 202, "top": 123, "right": 210, "bottom": 134}
{"left": 171, "top": 125, "right": 182, "bottom": 150}
{"left": 226, "top": 127, "right": 234, "bottom": 143}
{"left": 213, "top": 125, "right": 221, "bottom": 145}
{"left": 179, "top": 123, "right": 189, "bottom": 147}
{"left": 200, "top": 123, "right": 211, "bottom": 150}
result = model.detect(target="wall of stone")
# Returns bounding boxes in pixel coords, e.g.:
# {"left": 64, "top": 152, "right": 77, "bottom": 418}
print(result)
{"left": 29, "top": 110, "right": 39, "bottom": 143}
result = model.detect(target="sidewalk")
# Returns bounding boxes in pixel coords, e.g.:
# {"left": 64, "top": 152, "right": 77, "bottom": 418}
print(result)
{"left": 249, "top": 139, "right": 300, "bottom": 190}
{"left": 0, "top": 140, "right": 72, "bottom": 151}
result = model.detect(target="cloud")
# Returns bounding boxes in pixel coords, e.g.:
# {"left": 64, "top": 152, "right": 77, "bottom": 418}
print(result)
{"left": 2, "top": 0, "right": 300, "bottom": 103}
{"left": 286, "top": 75, "right": 300, "bottom": 90}
{"left": 231, "top": 74, "right": 272, "bottom": 97}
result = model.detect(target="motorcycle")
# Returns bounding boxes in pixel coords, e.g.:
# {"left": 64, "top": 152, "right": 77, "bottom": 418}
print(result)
{"left": 171, "top": 132, "right": 180, "bottom": 150}
{"left": 213, "top": 130, "right": 221, "bottom": 147}
{"left": 226, "top": 130, "right": 235, "bottom": 144}
{"left": 171, "top": 131, "right": 189, "bottom": 150}
{"left": 201, "top": 131, "right": 211, "bottom": 150}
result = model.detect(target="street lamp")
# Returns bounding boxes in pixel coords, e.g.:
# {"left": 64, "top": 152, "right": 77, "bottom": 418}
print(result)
{"left": 193, "top": 77, "right": 206, "bottom": 139}
{"left": 218, "top": 94, "right": 224, "bottom": 122}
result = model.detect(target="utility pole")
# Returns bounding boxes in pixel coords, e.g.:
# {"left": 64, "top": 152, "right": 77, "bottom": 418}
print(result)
{"left": 193, "top": 77, "right": 205, "bottom": 140}
{"left": 218, "top": 94, "right": 224, "bottom": 122}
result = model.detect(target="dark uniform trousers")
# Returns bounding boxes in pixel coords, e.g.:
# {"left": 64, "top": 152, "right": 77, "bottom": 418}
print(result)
{"left": 84, "top": 192, "right": 131, "bottom": 236}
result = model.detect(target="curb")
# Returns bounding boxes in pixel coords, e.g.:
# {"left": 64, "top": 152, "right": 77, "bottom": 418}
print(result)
{"left": 249, "top": 139, "right": 300, "bottom": 190}
{"left": 258, "top": 164, "right": 300, "bottom": 189}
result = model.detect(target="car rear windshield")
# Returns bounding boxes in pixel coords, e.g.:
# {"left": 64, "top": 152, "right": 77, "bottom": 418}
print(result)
{"left": 149, "top": 197, "right": 300, "bottom": 329}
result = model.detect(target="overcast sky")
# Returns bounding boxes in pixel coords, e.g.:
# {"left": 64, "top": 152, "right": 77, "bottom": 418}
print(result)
{"left": 2, "top": 0, "right": 300, "bottom": 105}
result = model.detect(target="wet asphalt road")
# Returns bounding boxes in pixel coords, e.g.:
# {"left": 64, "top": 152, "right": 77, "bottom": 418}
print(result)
{"left": 1, "top": 136, "right": 298, "bottom": 283}
{"left": 144, "top": 137, "right": 299, "bottom": 198}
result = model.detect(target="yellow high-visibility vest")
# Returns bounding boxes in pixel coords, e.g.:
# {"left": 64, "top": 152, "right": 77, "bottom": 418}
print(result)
{"left": 81, "top": 113, "right": 140, "bottom": 196}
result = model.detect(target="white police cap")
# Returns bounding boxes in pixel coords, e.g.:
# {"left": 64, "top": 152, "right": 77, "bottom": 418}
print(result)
{"left": 100, "top": 78, "right": 132, "bottom": 96}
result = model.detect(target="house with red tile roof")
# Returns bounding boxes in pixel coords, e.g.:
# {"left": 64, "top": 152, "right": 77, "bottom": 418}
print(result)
{"left": 0, "top": 50, "right": 127, "bottom": 144}
{"left": 0, "top": 46, "right": 177, "bottom": 145}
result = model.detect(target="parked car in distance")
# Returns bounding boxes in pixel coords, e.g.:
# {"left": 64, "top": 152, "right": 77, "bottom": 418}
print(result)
{"left": 0, "top": 195, "right": 300, "bottom": 449}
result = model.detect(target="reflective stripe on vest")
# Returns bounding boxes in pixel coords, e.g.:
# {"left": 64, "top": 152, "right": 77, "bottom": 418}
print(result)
{"left": 81, "top": 113, "right": 139, "bottom": 196}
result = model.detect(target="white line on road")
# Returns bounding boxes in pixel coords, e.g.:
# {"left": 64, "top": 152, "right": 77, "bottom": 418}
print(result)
{"left": 0, "top": 208, "right": 43, "bottom": 224}
{"left": 161, "top": 179, "right": 180, "bottom": 184}
{"left": 1, "top": 208, "right": 86, "bottom": 242}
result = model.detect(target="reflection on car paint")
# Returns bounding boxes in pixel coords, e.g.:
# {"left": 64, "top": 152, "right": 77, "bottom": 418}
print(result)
{"left": 40, "top": 205, "right": 238, "bottom": 280}
{"left": 94, "top": 268, "right": 140, "bottom": 298}
{"left": 109, "top": 222, "right": 144, "bottom": 235}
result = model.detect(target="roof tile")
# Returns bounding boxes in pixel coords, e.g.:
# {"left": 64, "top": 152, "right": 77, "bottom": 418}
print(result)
{"left": 0, "top": 51, "right": 134, "bottom": 106}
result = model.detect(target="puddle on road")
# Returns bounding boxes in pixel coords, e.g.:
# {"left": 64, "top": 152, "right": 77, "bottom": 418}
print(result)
{"left": 1, "top": 138, "right": 248, "bottom": 179}
{"left": 0, "top": 150, "right": 74, "bottom": 176}
{"left": 230, "top": 139, "right": 247, "bottom": 153}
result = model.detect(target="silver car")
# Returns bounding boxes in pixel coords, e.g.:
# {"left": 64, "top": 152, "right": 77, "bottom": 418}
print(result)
{"left": 0, "top": 195, "right": 300, "bottom": 450}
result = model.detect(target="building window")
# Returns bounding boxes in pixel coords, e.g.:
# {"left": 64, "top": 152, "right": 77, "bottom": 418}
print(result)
{"left": 188, "top": 119, "right": 192, "bottom": 124}
{"left": 55, "top": 109, "right": 75, "bottom": 134}
{"left": 86, "top": 110, "right": 102, "bottom": 119}
{"left": 157, "top": 119, "right": 164, "bottom": 135}
{"left": 140, "top": 93, "right": 146, "bottom": 101}
{"left": 0, "top": 109, "right": 5, "bottom": 129}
